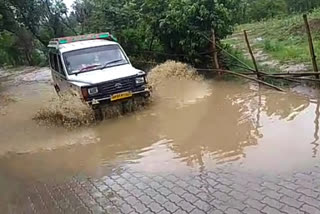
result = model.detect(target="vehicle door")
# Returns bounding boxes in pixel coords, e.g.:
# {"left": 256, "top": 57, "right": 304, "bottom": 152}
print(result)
{"left": 49, "top": 52, "right": 68, "bottom": 94}
{"left": 49, "top": 52, "right": 61, "bottom": 94}
{"left": 56, "top": 53, "right": 70, "bottom": 93}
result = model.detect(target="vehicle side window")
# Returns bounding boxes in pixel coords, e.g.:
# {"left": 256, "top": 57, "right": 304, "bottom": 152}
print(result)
{"left": 49, "top": 53, "right": 58, "bottom": 72}
{"left": 57, "top": 55, "right": 66, "bottom": 77}
{"left": 49, "top": 53, "right": 65, "bottom": 77}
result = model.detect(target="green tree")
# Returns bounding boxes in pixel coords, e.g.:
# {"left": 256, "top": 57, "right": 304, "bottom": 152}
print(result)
{"left": 85, "top": 0, "right": 240, "bottom": 64}
{"left": 247, "top": 0, "right": 287, "bottom": 21}
{"left": 0, "top": 0, "right": 77, "bottom": 66}
{"left": 286, "top": 0, "right": 320, "bottom": 13}
{"left": 72, "top": 0, "right": 94, "bottom": 34}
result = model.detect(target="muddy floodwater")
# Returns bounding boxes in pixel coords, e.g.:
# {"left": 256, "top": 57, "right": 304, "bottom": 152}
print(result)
{"left": 1, "top": 67, "right": 320, "bottom": 212}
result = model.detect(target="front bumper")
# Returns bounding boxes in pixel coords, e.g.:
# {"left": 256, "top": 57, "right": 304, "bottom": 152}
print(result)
{"left": 87, "top": 87, "right": 151, "bottom": 106}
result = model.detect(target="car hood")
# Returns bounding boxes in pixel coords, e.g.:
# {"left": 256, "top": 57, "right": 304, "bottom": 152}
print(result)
{"left": 68, "top": 64, "right": 143, "bottom": 86}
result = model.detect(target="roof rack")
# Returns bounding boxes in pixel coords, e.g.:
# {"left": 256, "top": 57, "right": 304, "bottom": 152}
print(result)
{"left": 47, "top": 32, "right": 117, "bottom": 49}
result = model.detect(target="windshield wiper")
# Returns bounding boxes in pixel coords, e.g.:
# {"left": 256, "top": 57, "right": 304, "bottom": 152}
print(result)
{"left": 101, "top": 59, "right": 124, "bottom": 69}
{"left": 74, "top": 64, "right": 101, "bottom": 75}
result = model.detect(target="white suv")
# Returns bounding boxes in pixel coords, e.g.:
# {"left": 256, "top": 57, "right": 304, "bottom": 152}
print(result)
{"left": 47, "top": 33, "right": 151, "bottom": 119}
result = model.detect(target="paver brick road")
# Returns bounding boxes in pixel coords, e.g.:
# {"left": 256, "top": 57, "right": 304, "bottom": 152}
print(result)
{"left": 6, "top": 164, "right": 320, "bottom": 214}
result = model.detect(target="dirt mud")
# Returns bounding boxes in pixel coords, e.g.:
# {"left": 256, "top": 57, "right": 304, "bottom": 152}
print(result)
{"left": 227, "top": 34, "right": 310, "bottom": 73}
{"left": 291, "top": 18, "right": 320, "bottom": 34}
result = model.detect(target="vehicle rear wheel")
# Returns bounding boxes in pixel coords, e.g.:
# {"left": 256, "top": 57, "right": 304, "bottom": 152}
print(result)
{"left": 93, "top": 107, "right": 103, "bottom": 121}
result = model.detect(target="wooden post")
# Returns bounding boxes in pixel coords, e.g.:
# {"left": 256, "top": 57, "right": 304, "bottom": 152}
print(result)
{"left": 212, "top": 29, "right": 220, "bottom": 70}
{"left": 243, "top": 30, "right": 261, "bottom": 79}
{"left": 303, "top": 14, "right": 319, "bottom": 79}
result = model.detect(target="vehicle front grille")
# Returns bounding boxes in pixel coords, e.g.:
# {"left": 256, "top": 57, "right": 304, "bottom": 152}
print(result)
{"left": 98, "top": 77, "right": 135, "bottom": 96}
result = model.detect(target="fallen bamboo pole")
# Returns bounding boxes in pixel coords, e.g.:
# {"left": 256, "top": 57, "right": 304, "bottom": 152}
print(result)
{"left": 267, "top": 75, "right": 303, "bottom": 82}
{"left": 197, "top": 68, "right": 284, "bottom": 92}
{"left": 303, "top": 14, "right": 319, "bottom": 79}
{"left": 244, "top": 30, "right": 261, "bottom": 79}
{"left": 287, "top": 77, "right": 320, "bottom": 83}
{"left": 265, "top": 75, "right": 320, "bottom": 83}
{"left": 216, "top": 43, "right": 319, "bottom": 77}
{"left": 227, "top": 62, "right": 258, "bottom": 73}
{"left": 263, "top": 72, "right": 320, "bottom": 76}
{"left": 265, "top": 75, "right": 302, "bottom": 83}
{"left": 198, "top": 31, "right": 257, "bottom": 73}
{"left": 202, "top": 33, "right": 260, "bottom": 73}
{"left": 282, "top": 78, "right": 303, "bottom": 83}
{"left": 216, "top": 44, "right": 257, "bottom": 72}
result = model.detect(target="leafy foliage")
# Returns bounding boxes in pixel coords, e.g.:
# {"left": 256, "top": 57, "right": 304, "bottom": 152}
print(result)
{"left": 286, "top": 0, "right": 320, "bottom": 13}
{"left": 0, "top": 0, "right": 77, "bottom": 66}
{"left": 0, "top": 0, "right": 242, "bottom": 67}
{"left": 236, "top": 0, "right": 320, "bottom": 23}
{"left": 0, "top": 0, "right": 319, "bottom": 67}
{"left": 82, "top": 0, "right": 241, "bottom": 65}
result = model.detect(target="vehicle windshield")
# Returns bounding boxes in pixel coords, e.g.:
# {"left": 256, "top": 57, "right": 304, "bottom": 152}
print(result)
{"left": 63, "top": 44, "right": 128, "bottom": 75}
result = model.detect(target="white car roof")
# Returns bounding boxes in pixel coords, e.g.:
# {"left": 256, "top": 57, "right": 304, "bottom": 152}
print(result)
{"left": 59, "top": 39, "right": 119, "bottom": 53}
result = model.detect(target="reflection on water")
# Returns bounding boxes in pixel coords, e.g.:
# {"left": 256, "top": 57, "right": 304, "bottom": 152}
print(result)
{"left": 311, "top": 100, "right": 320, "bottom": 157}
{"left": 1, "top": 69, "right": 320, "bottom": 203}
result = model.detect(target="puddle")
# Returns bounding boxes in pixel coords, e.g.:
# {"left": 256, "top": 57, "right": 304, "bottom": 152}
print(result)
{"left": 0, "top": 65, "right": 320, "bottom": 207}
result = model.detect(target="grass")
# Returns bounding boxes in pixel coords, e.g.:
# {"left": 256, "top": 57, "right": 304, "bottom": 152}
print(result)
{"left": 228, "top": 8, "right": 320, "bottom": 65}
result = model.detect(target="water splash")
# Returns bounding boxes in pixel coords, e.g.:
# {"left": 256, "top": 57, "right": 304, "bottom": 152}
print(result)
{"left": 33, "top": 94, "right": 95, "bottom": 128}
{"left": 147, "top": 60, "right": 203, "bottom": 88}
{"left": 0, "top": 94, "right": 16, "bottom": 116}
{"left": 33, "top": 61, "right": 204, "bottom": 127}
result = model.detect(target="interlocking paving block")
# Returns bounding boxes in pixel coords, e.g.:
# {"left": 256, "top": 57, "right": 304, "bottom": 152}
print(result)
{"left": 279, "top": 196, "right": 303, "bottom": 208}
{"left": 298, "top": 195, "right": 320, "bottom": 208}
{"left": 193, "top": 199, "right": 211, "bottom": 212}
{"left": 261, "top": 189, "right": 282, "bottom": 200}
{"left": 209, "top": 209, "right": 225, "bottom": 214}
{"left": 300, "top": 204, "right": 320, "bottom": 214}
{"left": 278, "top": 187, "right": 301, "bottom": 199}
{"left": 163, "top": 201, "right": 179, "bottom": 213}
{"left": 296, "top": 187, "right": 319, "bottom": 198}
{"left": 210, "top": 199, "right": 229, "bottom": 212}
{"left": 171, "top": 186, "right": 187, "bottom": 196}
{"left": 246, "top": 190, "right": 265, "bottom": 201}
{"left": 245, "top": 198, "right": 266, "bottom": 210}
{"left": 261, "top": 197, "right": 284, "bottom": 209}
{"left": 280, "top": 205, "right": 305, "bottom": 214}
{"left": 133, "top": 202, "right": 149, "bottom": 213}
{"left": 178, "top": 200, "right": 196, "bottom": 212}
{"left": 181, "top": 192, "right": 199, "bottom": 203}
{"left": 242, "top": 207, "right": 262, "bottom": 214}
{"left": 225, "top": 208, "right": 242, "bottom": 214}
{"left": 229, "top": 190, "right": 248, "bottom": 201}
{"left": 261, "top": 205, "right": 285, "bottom": 214}
{"left": 153, "top": 194, "right": 169, "bottom": 204}
{"left": 148, "top": 202, "right": 163, "bottom": 213}
{"left": 6, "top": 163, "right": 320, "bottom": 214}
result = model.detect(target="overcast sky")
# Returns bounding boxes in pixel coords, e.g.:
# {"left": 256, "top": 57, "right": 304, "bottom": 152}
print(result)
{"left": 64, "top": 0, "right": 74, "bottom": 9}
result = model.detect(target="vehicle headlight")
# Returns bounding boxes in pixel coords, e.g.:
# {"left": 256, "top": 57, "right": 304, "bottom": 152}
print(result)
{"left": 135, "top": 77, "right": 145, "bottom": 85}
{"left": 88, "top": 87, "right": 99, "bottom": 95}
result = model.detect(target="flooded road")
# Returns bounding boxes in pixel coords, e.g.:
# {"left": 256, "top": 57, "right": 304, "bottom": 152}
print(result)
{"left": 0, "top": 65, "right": 320, "bottom": 213}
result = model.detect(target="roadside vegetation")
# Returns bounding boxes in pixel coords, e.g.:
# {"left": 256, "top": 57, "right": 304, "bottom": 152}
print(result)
{"left": 231, "top": 8, "right": 320, "bottom": 65}
{"left": 0, "top": 0, "right": 320, "bottom": 70}
{"left": 0, "top": 0, "right": 239, "bottom": 68}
